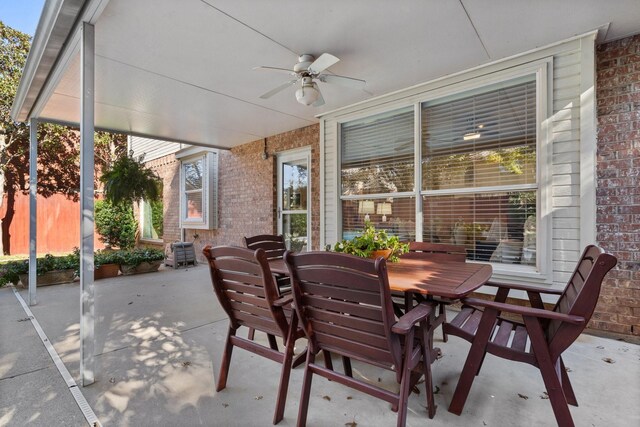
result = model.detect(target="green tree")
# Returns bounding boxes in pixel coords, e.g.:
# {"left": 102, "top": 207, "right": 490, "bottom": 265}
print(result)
{"left": 0, "top": 22, "right": 126, "bottom": 254}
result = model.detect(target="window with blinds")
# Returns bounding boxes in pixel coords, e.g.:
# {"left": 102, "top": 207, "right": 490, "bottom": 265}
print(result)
{"left": 341, "top": 107, "right": 414, "bottom": 195}
{"left": 422, "top": 75, "right": 537, "bottom": 265}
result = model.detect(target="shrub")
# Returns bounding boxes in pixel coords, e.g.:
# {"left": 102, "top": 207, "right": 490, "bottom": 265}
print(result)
{"left": 95, "top": 200, "right": 137, "bottom": 250}
{"left": 0, "top": 252, "right": 80, "bottom": 286}
{"left": 119, "top": 248, "right": 165, "bottom": 267}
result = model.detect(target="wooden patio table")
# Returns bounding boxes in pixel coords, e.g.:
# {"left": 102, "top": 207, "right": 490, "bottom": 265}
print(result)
{"left": 270, "top": 256, "right": 492, "bottom": 354}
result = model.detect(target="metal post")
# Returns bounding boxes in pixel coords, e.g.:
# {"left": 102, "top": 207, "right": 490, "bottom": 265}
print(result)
{"left": 28, "top": 118, "right": 38, "bottom": 306}
{"left": 80, "top": 21, "right": 95, "bottom": 386}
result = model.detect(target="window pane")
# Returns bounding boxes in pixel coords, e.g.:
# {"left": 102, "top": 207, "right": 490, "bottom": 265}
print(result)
{"left": 423, "top": 191, "right": 536, "bottom": 265}
{"left": 283, "top": 213, "right": 307, "bottom": 251}
{"left": 282, "top": 160, "right": 308, "bottom": 210}
{"left": 422, "top": 77, "right": 536, "bottom": 190}
{"left": 341, "top": 108, "right": 414, "bottom": 195}
{"left": 142, "top": 199, "right": 163, "bottom": 239}
{"left": 342, "top": 197, "right": 415, "bottom": 241}
{"left": 186, "top": 192, "right": 203, "bottom": 219}
{"left": 184, "top": 159, "right": 203, "bottom": 191}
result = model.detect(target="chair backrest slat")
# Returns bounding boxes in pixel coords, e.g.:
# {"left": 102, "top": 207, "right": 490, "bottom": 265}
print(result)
{"left": 203, "top": 245, "right": 288, "bottom": 338}
{"left": 547, "top": 245, "right": 617, "bottom": 356}
{"left": 403, "top": 242, "right": 467, "bottom": 262}
{"left": 286, "top": 251, "right": 401, "bottom": 368}
{"left": 244, "top": 235, "right": 287, "bottom": 260}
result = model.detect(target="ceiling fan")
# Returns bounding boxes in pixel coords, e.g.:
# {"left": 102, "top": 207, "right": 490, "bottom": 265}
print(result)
{"left": 255, "top": 53, "right": 367, "bottom": 107}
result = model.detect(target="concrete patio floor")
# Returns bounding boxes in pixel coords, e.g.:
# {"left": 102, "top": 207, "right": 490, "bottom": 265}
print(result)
{"left": 1, "top": 265, "right": 639, "bottom": 426}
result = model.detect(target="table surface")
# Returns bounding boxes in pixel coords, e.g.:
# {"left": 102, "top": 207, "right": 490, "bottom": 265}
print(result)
{"left": 269, "top": 257, "right": 492, "bottom": 300}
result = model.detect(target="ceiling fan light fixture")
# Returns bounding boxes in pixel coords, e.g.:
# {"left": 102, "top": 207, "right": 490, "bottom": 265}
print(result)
{"left": 295, "top": 82, "right": 319, "bottom": 106}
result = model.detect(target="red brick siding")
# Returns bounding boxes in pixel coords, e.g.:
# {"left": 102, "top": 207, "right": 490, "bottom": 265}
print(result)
{"left": 181, "top": 125, "right": 320, "bottom": 259}
{"left": 595, "top": 34, "right": 640, "bottom": 336}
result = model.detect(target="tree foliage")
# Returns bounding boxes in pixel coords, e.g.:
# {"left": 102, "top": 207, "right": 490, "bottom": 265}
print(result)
{"left": 0, "top": 21, "right": 126, "bottom": 254}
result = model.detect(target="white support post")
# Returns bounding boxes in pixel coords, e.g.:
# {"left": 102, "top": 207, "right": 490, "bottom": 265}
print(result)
{"left": 28, "top": 118, "right": 38, "bottom": 306}
{"left": 80, "top": 21, "right": 95, "bottom": 387}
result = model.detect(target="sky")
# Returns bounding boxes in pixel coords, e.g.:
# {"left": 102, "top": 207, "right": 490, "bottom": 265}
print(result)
{"left": 0, "top": 0, "right": 46, "bottom": 35}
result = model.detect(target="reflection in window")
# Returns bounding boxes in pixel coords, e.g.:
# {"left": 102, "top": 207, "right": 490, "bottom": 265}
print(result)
{"left": 141, "top": 197, "right": 163, "bottom": 240}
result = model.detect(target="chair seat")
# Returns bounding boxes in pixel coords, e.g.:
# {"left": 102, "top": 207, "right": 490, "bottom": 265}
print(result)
{"left": 445, "top": 306, "right": 537, "bottom": 365}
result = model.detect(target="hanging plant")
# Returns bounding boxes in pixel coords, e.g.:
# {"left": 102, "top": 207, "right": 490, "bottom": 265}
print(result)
{"left": 100, "top": 151, "right": 161, "bottom": 206}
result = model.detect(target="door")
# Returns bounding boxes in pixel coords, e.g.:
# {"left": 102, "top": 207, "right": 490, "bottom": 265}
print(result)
{"left": 277, "top": 148, "right": 311, "bottom": 251}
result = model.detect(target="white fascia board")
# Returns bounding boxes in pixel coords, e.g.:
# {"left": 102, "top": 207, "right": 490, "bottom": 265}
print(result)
{"left": 11, "top": 0, "right": 111, "bottom": 123}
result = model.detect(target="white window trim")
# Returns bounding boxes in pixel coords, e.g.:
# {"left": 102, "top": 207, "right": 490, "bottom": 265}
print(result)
{"left": 336, "top": 59, "right": 553, "bottom": 285}
{"left": 177, "top": 149, "right": 218, "bottom": 230}
{"left": 277, "top": 147, "right": 312, "bottom": 250}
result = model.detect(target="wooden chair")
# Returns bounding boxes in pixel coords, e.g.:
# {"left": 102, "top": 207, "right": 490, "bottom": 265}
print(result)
{"left": 400, "top": 242, "right": 468, "bottom": 342}
{"left": 284, "top": 251, "right": 437, "bottom": 427}
{"left": 444, "top": 245, "right": 617, "bottom": 427}
{"left": 244, "top": 234, "right": 291, "bottom": 294}
{"left": 203, "top": 245, "right": 305, "bottom": 425}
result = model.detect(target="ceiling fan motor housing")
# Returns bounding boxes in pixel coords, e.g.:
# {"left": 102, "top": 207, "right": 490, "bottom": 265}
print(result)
{"left": 294, "top": 54, "right": 315, "bottom": 74}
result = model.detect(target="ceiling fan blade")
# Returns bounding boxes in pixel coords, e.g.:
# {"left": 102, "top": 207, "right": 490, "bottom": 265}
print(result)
{"left": 259, "top": 79, "right": 298, "bottom": 99}
{"left": 312, "top": 83, "right": 325, "bottom": 107}
{"left": 253, "top": 66, "right": 296, "bottom": 75}
{"left": 319, "top": 74, "right": 366, "bottom": 90}
{"left": 307, "top": 53, "right": 339, "bottom": 75}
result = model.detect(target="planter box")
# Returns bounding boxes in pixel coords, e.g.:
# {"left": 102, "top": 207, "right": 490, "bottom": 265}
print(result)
{"left": 19, "top": 269, "right": 76, "bottom": 287}
{"left": 94, "top": 263, "right": 120, "bottom": 280}
{"left": 120, "top": 260, "right": 162, "bottom": 276}
{"left": 369, "top": 249, "right": 392, "bottom": 260}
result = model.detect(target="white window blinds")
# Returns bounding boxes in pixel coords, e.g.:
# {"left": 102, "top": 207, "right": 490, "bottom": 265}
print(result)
{"left": 341, "top": 107, "right": 414, "bottom": 195}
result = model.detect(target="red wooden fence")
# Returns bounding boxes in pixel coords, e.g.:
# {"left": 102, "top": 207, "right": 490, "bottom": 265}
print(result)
{"left": 0, "top": 193, "right": 105, "bottom": 255}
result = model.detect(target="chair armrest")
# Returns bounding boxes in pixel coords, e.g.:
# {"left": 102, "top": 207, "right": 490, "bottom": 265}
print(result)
{"left": 391, "top": 302, "right": 433, "bottom": 335}
{"left": 273, "top": 295, "right": 293, "bottom": 307}
{"left": 461, "top": 298, "right": 585, "bottom": 325}
{"left": 485, "top": 280, "right": 564, "bottom": 295}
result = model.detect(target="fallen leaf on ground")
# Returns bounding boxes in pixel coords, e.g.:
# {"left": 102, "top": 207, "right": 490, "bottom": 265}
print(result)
{"left": 518, "top": 393, "right": 529, "bottom": 400}
{"left": 602, "top": 357, "right": 615, "bottom": 364}
{"left": 565, "top": 366, "right": 572, "bottom": 372}
{"left": 540, "top": 392, "right": 549, "bottom": 400}
{"left": 346, "top": 396, "right": 353, "bottom": 400}
{"left": 109, "top": 377, "right": 116, "bottom": 384}
{"left": 322, "top": 395, "right": 331, "bottom": 401}
{"left": 128, "top": 301, "right": 133, "bottom": 305}
{"left": 182, "top": 361, "right": 192, "bottom": 367}
{"left": 222, "top": 403, "right": 229, "bottom": 408}
{"left": 17, "top": 317, "right": 33, "bottom": 322}
{"left": 255, "top": 396, "right": 263, "bottom": 400}
{"left": 411, "top": 385, "right": 420, "bottom": 394}
{"left": 345, "top": 422, "right": 357, "bottom": 427}
{"left": 434, "top": 385, "right": 441, "bottom": 395}
{"left": 596, "top": 345, "right": 604, "bottom": 349}
{"left": 377, "top": 377, "right": 381, "bottom": 382}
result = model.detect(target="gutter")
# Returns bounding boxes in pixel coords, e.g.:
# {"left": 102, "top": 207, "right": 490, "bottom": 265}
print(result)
{"left": 10, "top": 0, "right": 110, "bottom": 123}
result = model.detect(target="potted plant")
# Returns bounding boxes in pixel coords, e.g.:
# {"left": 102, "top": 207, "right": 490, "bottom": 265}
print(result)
{"left": 119, "top": 248, "right": 165, "bottom": 275}
{"left": 101, "top": 152, "right": 161, "bottom": 206}
{"left": 333, "top": 221, "right": 409, "bottom": 262}
{"left": 4, "top": 252, "right": 80, "bottom": 287}
{"left": 94, "top": 249, "right": 122, "bottom": 280}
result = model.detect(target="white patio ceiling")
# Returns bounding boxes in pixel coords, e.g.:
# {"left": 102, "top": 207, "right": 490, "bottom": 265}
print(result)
{"left": 13, "top": 0, "right": 640, "bottom": 148}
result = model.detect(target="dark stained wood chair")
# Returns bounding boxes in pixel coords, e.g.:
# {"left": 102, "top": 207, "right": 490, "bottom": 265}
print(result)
{"left": 244, "top": 234, "right": 291, "bottom": 295}
{"left": 203, "top": 245, "right": 305, "bottom": 425}
{"left": 444, "top": 245, "right": 617, "bottom": 427}
{"left": 400, "top": 242, "right": 468, "bottom": 343}
{"left": 284, "top": 251, "right": 437, "bottom": 427}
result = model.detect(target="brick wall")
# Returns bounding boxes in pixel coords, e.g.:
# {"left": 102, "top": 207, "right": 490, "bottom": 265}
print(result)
{"left": 182, "top": 125, "right": 320, "bottom": 259}
{"left": 595, "top": 34, "right": 640, "bottom": 337}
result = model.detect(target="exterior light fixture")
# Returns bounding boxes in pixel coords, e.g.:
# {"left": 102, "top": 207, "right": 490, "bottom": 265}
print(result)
{"left": 295, "top": 77, "right": 319, "bottom": 106}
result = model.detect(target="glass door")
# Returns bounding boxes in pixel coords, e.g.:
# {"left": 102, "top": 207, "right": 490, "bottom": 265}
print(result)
{"left": 277, "top": 149, "right": 311, "bottom": 251}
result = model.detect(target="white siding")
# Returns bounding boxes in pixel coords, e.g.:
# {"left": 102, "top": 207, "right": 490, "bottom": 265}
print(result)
{"left": 129, "top": 136, "right": 183, "bottom": 161}
{"left": 320, "top": 34, "right": 597, "bottom": 288}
